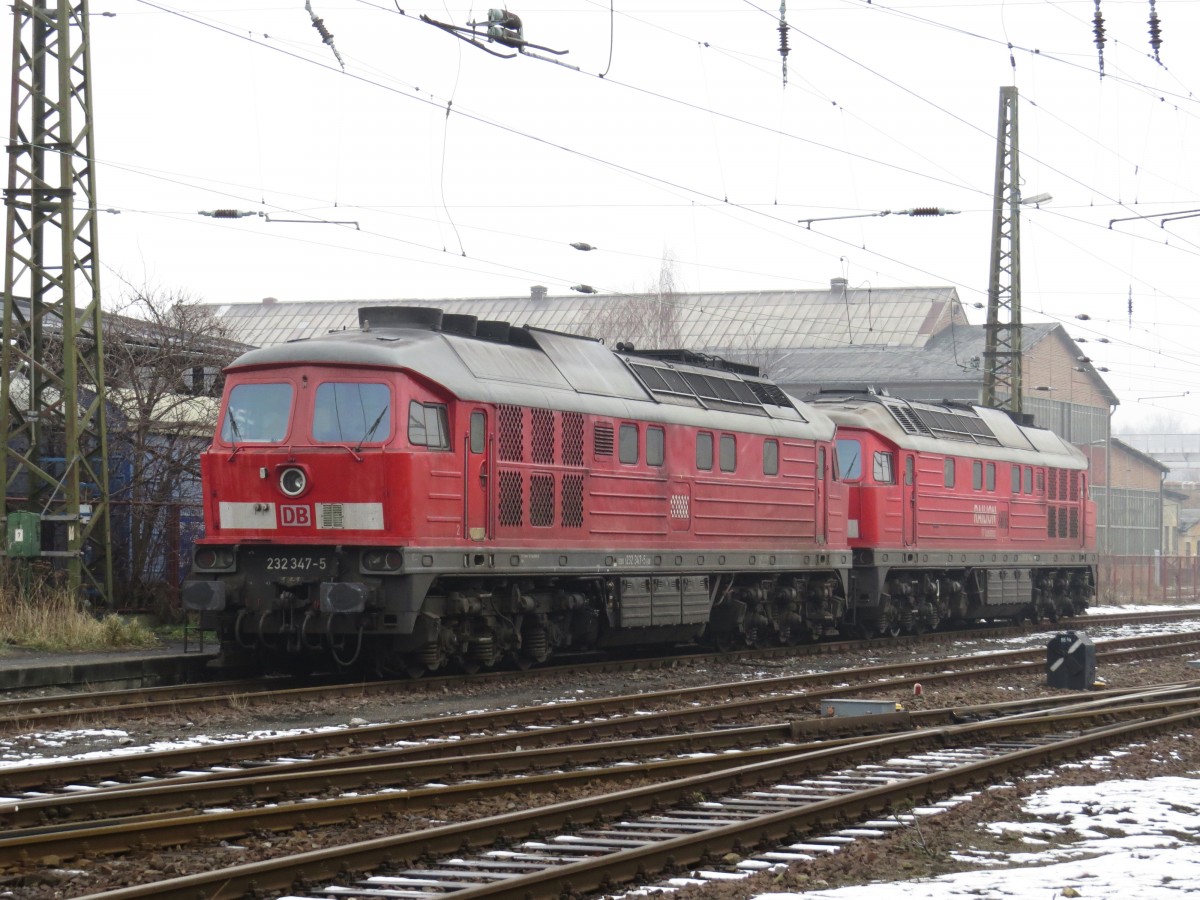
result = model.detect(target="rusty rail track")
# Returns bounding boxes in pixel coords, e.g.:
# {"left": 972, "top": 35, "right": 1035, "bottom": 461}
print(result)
{"left": 4, "top": 680, "right": 1199, "bottom": 864}
{"left": 54, "top": 682, "right": 1200, "bottom": 899}
{"left": 2, "top": 609, "right": 1190, "bottom": 731}
{"left": 3, "top": 631, "right": 1197, "bottom": 800}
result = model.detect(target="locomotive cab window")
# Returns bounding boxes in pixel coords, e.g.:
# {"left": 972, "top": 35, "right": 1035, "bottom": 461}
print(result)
{"left": 647, "top": 426, "right": 665, "bottom": 467}
{"left": 697, "top": 432, "right": 713, "bottom": 471}
{"left": 312, "top": 382, "right": 391, "bottom": 444}
{"left": 470, "top": 410, "right": 486, "bottom": 453}
{"left": 408, "top": 401, "right": 450, "bottom": 449}
{"left": 719, "top": 434, "right": 736, "bottom": 472}
{"left": 836, "top": 438, "right": 862, "bottom": 481}
{"left": 619, "top": 423, "right": 639, "bottom": 464}
{"left": 221, "top": 382, "right": 293, "bottom": 444}
{"left": 872, "top": 451, "right": 894, "bottom": 484}
{"left": 764, "top": 439, "right": 779, "bottom": 476}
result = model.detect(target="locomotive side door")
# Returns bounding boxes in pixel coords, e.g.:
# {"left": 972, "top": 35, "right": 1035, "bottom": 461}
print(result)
{"left": 465, "top": 408, "right": 490, "bottom": 541}
{"left": 816, "top": 445, "right": 828, "bottom": 544}
{"left": 902, "top": 453, "right": 917, "bottom": 546}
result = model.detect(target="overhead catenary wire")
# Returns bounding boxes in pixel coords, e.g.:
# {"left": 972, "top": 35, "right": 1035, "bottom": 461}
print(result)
{"left": 105, "top": 0, "right": 1200, "bottom": 376}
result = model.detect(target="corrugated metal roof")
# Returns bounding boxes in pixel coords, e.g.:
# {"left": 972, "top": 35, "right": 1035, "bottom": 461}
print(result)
{"left": 202, "top": 284, "right": 962, "bottom": 352}
{"left": 762, "top": 322, "right": 1060, "bottom": 387}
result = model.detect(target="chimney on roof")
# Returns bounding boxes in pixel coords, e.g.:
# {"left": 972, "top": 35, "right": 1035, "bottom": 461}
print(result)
{"left": 531, "top": 285, "right": 548, "bottom": 301}
{"left": 262, "top": 296, "right": 279, "bottom": 305}
{"left": 830, "top": 277, "right": 848, "bottom": 299}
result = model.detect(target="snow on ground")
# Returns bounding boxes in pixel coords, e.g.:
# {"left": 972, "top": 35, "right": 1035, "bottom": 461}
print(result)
{"left": 752, "top": 774, "right": 1200, "bottom": 899}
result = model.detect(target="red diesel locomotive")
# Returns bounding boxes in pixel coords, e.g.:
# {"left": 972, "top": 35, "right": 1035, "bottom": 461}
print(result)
{"left": 182, "top": 307, "right": 1096, "bottom": 674}
{"left": 813, "top": 391, "right": 1096, "bottom": 634}
{"left": 183, "top": 307, "right": 852, "bottom": 675}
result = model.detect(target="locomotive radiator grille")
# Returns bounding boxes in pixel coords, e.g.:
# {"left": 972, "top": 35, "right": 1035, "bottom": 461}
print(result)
{"left": 562, "top": 474, "right": 584, "bottom": 528}
{"left": 531, "top": 474, "right": 554, "bottom": 527}
{"left": 499, "top": 470, "right": 524, "bottom": 526}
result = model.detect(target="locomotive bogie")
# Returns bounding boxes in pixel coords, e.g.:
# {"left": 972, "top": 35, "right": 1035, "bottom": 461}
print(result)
{"left": 188, "top": 538, "right": 856, "bottom": 671}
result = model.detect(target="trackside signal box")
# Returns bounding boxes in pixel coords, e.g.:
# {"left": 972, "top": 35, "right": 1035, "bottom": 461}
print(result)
{"left": 6, "top": 511, "right": 41, "bottom": 558}
{"left": 1046, "top": 631, "right": 1096, "bottom": 691}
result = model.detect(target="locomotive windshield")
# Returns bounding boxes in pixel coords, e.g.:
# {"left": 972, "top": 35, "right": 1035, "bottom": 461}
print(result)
{"left": 312, "top": 382, "right": 392, "bottom": 444}
{"left": 836, "top": 438, "right": 862, "bottom": 481}
{"left": 221, "top": 383, "right": 293, "bottom": 444}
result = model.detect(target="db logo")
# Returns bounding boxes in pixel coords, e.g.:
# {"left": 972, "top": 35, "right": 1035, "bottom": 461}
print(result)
{"left": 280, "top": 505, "right": 312, "bottom": 527}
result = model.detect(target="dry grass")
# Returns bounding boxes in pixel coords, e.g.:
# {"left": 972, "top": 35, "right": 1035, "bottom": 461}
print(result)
{"left": 0, "top": 562, "right": 159, "bottom": 651}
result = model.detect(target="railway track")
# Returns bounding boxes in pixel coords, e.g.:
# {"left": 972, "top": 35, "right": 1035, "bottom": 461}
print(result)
{"left": 1, "top": 608, "right": 1191, "bottom": 732}
{"left": 38, "top": 681, "right": 1200, "bottom": 900}
{"left": 2, "top": 629, "right": 1197, "bottom": 797}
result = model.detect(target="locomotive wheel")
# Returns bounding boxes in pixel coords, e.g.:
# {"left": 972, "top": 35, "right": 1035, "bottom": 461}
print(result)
{"left": 508, "top": 650, "right": 535, "bottom": 671}
{"left": 710, "top": 634, "right": 736, "bottom": 652}
{"left": 402, "top": 654, "right": 428, "bottom": 679}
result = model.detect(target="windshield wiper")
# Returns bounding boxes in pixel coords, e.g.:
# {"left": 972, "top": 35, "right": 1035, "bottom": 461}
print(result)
{"left": 226, "top": 412, "right": 246, "bottom": 460}
{"left": 354, "top": 407, "right": 389, "bottom": 453}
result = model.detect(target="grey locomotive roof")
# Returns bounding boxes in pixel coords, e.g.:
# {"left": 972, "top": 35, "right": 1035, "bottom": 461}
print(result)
{"left": 812, "top": 393, "right": 1088, "bottom": 469}
{"left": 203, "top": 283, "right": 962, "bottom": 352}
{"left": 228, "top": 314, "right": 837, "bottom": 441}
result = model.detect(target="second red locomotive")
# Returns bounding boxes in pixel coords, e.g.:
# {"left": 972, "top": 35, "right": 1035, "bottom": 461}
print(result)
{"left": 183, "top": 306, "right": 1096, "bottom": 674}
{"left": 814, "top": 390, "right": 1095, "bottom": 634}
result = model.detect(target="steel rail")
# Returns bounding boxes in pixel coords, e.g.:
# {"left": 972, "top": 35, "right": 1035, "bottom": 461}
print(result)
{"left": 433, "top": 705, "right": 1200, "bottom": 900}
{"left": 7, "top": 683, "right": 1200, "bottom": 863}
{"left": 4, "top": 670, "right": 1197, "bottom": 832}
{"left": 2, "top": 672, "right": 1193, "bottom": 836}
{"left": 62, "top": 692, "right": 1200, "bottom": 899}
{"left": 1, "top": 610, "right": 1189, "bottom": 729}
{"left": 4, "top": 632, "right": 1198, "bottom": 796}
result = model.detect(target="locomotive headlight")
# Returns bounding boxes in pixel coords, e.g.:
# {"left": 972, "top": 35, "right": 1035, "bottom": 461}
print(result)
{"left": 193, "top": 546, "right": 236, "bottom": 572}
{"left": 361, "top": 549, "right": 404, "bottom": 573}
{"left": 279, "top": 466, "right": 308, "bottom": 497}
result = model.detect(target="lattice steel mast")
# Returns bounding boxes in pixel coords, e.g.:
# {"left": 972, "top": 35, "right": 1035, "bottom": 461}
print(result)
{"left": 983, "top": 85, "right": 1023, "bottom": 414}
{"left": 1, "top": 0, "right": 113, "bottom": 604}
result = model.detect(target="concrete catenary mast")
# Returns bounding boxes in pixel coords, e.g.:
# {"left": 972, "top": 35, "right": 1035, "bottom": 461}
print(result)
{"left": 1, "top": 0, "right": 113, "bottom": 604}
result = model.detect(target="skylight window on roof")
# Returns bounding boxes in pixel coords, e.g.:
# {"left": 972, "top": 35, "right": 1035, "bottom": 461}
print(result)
{"left": 912, "top": 406, "right": 1000, "bottom": 446}
{"left": 628, "top": 361, "right": 787, "bottom": 416}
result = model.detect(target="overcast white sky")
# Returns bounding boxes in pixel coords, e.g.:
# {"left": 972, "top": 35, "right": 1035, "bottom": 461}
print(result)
{"left": 4, "top": 1, "right": 1200, "bottom": 430}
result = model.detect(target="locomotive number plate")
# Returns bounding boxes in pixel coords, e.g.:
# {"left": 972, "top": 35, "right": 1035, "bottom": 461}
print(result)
{"left": 265, "top": 556, "right": 329, "bottom": 573}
